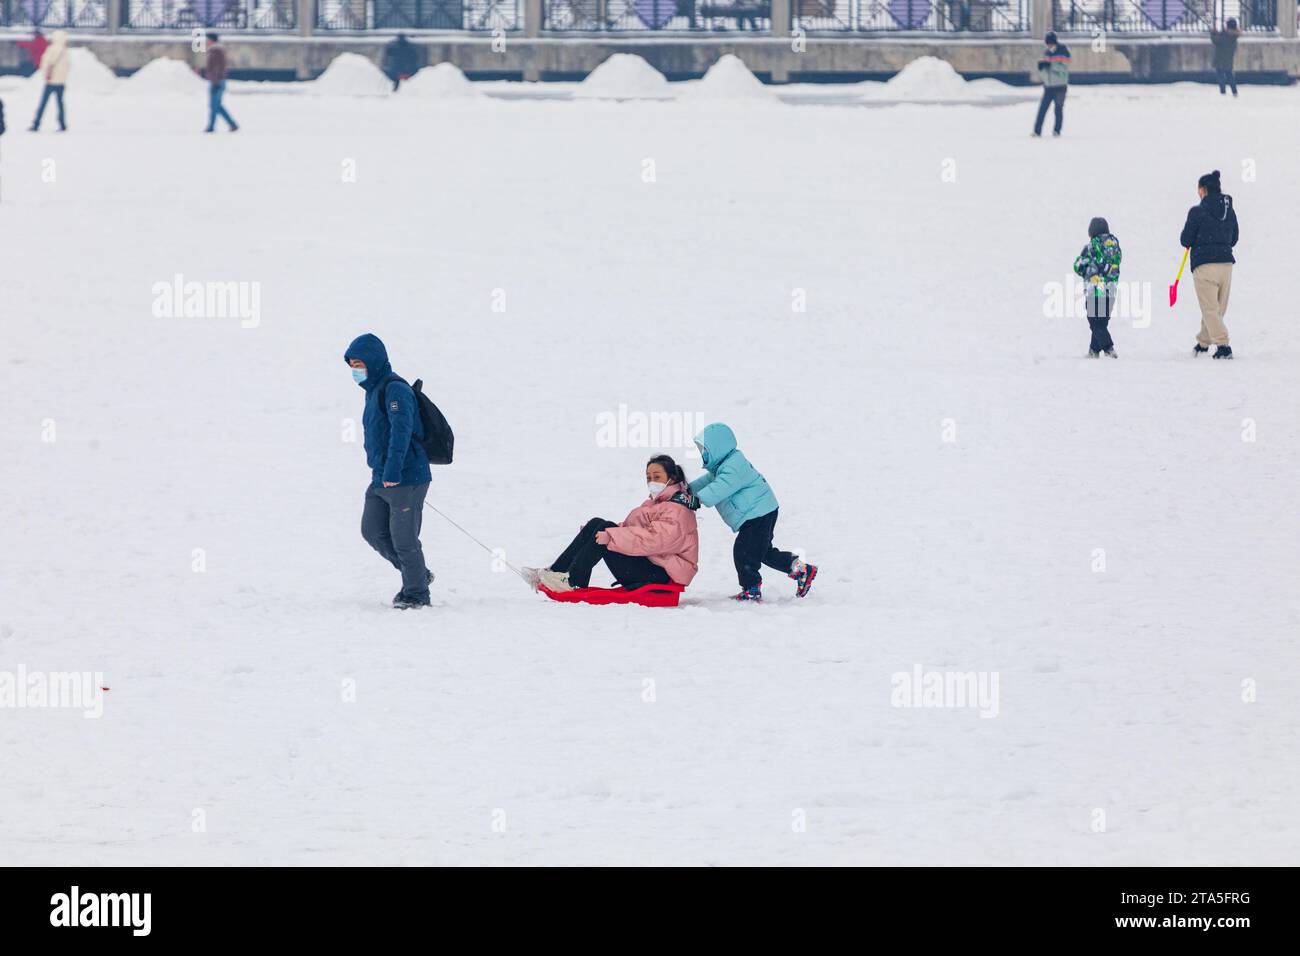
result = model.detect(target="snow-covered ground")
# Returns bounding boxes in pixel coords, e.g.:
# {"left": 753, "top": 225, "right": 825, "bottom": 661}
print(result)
{"left": 1, "top": 55, "right": 1298, "bottom": 866}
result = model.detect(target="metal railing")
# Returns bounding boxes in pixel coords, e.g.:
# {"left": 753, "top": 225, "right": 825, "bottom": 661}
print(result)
{"left": 1053, "top": 0, "right": 1275, "bottom": 31}
{"left": 119, "top": 0, "right": 296, "bottom": 28}
{"left": 1, "top": 0, "right": 109, "bottom": 27}
{"left": 316, "top": 0, "right": 522, "bottom": 29}
{"left": 794, "top": 0, "right": 1028, "bottom": 32}
{"left": 543, "top": 0, "right": 771, "bottom": 31}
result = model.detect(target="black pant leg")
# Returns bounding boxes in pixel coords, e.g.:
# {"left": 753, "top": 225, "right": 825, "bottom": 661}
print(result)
{"left": 552, "top": 518, "right": 612, "bottom": 574}
{"left": 1052, "top": 87, "right": 1066, "bottom": 134}
{"left": 734, "top": 511, "right": 778, "bottom": 589}
{"left": 1033, "top": 88, "right": 1052, "bottom": 134}
{"left": 562, "top": 519, "right": 618, "bottom": 588}
{"left": 602, "top": 552, "right": 671, "bottom": 589}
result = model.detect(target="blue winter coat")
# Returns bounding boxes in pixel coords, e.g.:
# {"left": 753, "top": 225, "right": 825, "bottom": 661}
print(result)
{"left": 687, "top": 422, "right": 778, "bottom": 531}
{"left": 343, "top": 333, "right": 430, "bottom": 489}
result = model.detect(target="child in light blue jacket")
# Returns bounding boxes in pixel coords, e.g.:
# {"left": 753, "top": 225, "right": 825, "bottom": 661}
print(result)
{"left": 689, "top": 422, "right": 817, "bottom": 602}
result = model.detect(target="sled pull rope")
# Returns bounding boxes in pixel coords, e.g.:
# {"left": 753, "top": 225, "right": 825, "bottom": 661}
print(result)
{"left": 423, "top": 501, "right": 529, "bottom": 582}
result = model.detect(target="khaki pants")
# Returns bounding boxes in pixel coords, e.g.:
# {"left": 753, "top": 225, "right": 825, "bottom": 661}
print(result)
{"left": 1192, "top": 262, "right": 1233, "bottom": 346}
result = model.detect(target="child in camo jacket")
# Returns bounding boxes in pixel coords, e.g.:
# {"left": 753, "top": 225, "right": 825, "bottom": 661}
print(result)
{"left": 1073, "top": 217, "right": 1122, "bottom": 358}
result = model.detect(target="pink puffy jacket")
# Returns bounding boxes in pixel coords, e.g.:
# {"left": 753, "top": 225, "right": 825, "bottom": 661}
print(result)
{"left": 603, "top": 482, "right": 700, "bottom": 586}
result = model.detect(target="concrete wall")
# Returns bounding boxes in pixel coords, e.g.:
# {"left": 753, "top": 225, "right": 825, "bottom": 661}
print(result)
{"left": 2, "top": 33, "right": 1298, "bottom": 83}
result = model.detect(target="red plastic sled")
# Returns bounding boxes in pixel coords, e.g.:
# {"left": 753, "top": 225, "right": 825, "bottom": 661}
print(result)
{"left": 539, "top": 582, "right": 686, "bottom": 607}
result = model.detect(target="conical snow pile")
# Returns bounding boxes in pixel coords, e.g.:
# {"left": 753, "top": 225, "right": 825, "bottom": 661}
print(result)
{"left": 124, "top": 57, "right": 207, "bottom": 96}
{"left": 684, "top": 54, "right": 776, "bottom": 102}
{"left": 401, "top": 62, "right": 483, "bottom": 99}
{"left": 311, "top": 53, "right": 393, "bottom": 96}
{"left": 574, "top": 54, "right": 672, "bottom": 101}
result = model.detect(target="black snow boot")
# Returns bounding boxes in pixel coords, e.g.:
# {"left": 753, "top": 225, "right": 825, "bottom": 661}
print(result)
{"left": 1212, "top": 345, "right": 1233, "bottom": 360}
{"left": 393, "top": 592, "right": 431, "bottom": 610}
{"left": 393, "top": 571, "right": 434, "bottom": 607}
{"left": 1193, "top": 344, "right": 1209, "bottom": 357}
{"left": 1103, "top": 348, "right": 1118, "bottom": 358}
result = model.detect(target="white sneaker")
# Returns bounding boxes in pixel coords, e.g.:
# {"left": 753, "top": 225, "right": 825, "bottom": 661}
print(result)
{"left": 538, "top": 569, "right": 573, "bottom": 592}
{"left": 522, "top": 567, "right": 543, "bottom": 591}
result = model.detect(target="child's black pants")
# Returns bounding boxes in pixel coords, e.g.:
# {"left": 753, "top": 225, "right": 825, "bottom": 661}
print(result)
{"left": 1086, "top": 286, "right": 1115, "bottom": 353}
{"left": 734, "top": 509, "right": 799, "bottom": 590}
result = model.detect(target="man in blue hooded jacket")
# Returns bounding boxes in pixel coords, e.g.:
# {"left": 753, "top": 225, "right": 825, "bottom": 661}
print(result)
{"left": 345, "top": 333, "right": 433, "bottom": 608}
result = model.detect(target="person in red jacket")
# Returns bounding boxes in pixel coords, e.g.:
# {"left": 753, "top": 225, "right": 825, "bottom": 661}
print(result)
{"left": 17, "top": 31, "right": 49, "bottom": 77}
{"left": 201, "top": 32, "right": 238, "bottom": 133}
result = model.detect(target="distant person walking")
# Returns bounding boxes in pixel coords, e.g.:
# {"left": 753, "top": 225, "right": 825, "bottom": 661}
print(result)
{"left": 1210, "top": 19, "right": 1242, "bottom": 96}
{"left": 17, "top": 30, "right": 49, "bottom": 77}
{"left": 201, "top": 32, "right": 238, "bottom": 133}
{"left": 1180, "top": 170, "right": 1239, "bottom": 360}
{"left": 1032, "top": 32, "right": 1071, "bottom": 138}
{"left": 29, "top": 30, "right": 70, "bottom": 133}
{"left": 382, "top": 33, "right": 419, "bottom": 92}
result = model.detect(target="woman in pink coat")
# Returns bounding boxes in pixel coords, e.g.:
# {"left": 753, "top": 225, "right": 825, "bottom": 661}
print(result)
{"left": 526, "top": 455, "right": 700, "bottom": 592}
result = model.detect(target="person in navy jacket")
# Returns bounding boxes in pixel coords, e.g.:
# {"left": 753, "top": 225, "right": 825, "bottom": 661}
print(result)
{"left": 1179, "top": 170, "right": 1239, "bottom": 359}
{"left": 345, "top": 333, "right": 433, "bottom": 608}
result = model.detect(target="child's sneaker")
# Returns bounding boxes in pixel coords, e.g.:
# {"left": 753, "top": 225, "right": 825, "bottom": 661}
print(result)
{"left": 789, "top": 561, "right": 818, "bottom": 598}
{"left": 732, "top": 585, "right": 762, "bottom": 602}
{"left": 522, "top": 567, "right": 544, "bottom": 591}
{"left": 538, "top": 569, "right": 573, "bottom": 592}
{"left": 1212, "top": 345, "right": 1233, "bottom": 360}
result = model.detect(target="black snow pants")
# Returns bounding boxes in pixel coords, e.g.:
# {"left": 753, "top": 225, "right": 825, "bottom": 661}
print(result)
{"left": 733, "top": 509, "right": 800, "bottom": 590}
{"left": 551, "top": 518, "right": 670, "bottom": 589}
{"left": 1086, "top": 286, "right": 1115, "bottom": 353}
{"left": 1034, "top": 86, "right": 1067, "bottom": 135}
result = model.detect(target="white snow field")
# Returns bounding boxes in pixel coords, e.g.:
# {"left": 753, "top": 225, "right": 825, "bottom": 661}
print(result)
{"left": 1, "top": 60, "right": 1298, "bottom": 866}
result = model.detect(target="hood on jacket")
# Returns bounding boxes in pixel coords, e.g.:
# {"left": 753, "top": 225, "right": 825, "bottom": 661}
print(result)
{"left": 1088, "top": 217, "right": 1110, "bottom": 238}
{"left": 1199, "top": 192, "right": 1233, "bottom": 221}
{"left": 344, "top": 333, "right": 393, "bottom": 388}
{"left": 694, "top": 422, "right": 737, "bottom": 471}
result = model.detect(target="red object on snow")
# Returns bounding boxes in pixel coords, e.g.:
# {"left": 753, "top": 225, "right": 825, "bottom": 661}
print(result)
{"left": 539, "top": 582, "right": 686, "bottom": 607}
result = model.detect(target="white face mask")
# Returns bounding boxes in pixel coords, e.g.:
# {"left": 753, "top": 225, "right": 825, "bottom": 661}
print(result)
{"left": 647, "top": 481, "right": 667, "bottom": 498}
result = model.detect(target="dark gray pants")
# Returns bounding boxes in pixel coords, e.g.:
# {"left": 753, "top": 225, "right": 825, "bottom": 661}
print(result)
{"left": 361, "top": 483, "right": 430, "bottom": 598}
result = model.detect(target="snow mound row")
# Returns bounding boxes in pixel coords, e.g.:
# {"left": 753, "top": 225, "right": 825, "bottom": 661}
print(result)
{"left": 125, "top": 57, "right": 206, "bottom": 95}
{"left": 401, "top": 62, "right": 482, "bottom": 99}
{"left": 311, "top": 53, "right": 392, "bottom": 96}
{"left": 574, "top": 54, "right": 672, "bottom": 101}
{"left": 687, "top": 54, "right": 775, "bottom": 102}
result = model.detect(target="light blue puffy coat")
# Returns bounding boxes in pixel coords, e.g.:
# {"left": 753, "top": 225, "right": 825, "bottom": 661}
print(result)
{"left": 688, "top": 422, "right": 779, "bottom": 532}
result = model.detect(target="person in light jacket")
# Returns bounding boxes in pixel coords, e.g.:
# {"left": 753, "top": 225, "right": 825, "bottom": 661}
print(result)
{"left": 689, "top": 422, "right": 818, "bottom": 602}
{"left": 1032, "top": 31, "right": 1071, "bottom": 138}
{"left": 29, "top": 30, "right": 70, "bottom": 132}
{"left": 525, "top": 455, "right": 700, "bottom": 593}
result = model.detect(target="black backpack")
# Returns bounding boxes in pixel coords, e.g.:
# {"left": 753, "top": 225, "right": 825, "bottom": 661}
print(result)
{"left": 380, "top": 376, "right": 454, "bottom": 465}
